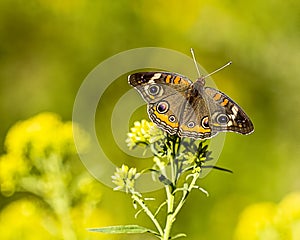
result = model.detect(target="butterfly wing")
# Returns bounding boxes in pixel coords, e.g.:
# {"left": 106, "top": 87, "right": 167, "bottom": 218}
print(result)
{"left": 129, "top": 72, "right": 254, "bottom": 138}
{"left": 179, "top": 94, "right": 216, "bottom": 139}
{"left": 128, "top": 72, "right": 192, "bottom": 135}
{"left": 204, "top": 87, "right": 254, "bottom": 135}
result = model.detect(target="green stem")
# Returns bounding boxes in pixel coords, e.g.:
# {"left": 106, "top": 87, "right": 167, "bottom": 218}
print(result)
{"left": 175, "top": 137, "right": 182, "bottom": 182}
{"left": 162, "top": 136, "right": 179, "bottom": 239}
{"left": 46, "top": 155, "right": 77, "bottom": 240}
{"left": 163, "top": 185, "right": 175, "bottom": 240}
{"left": 131, "top": 194, "right": 164, "bottom": 237}
{"left": 162, "top": 171, "right": 200, "bottom": 240}
{"left": 172, "top": 172, "right": 199, "bottom": 218}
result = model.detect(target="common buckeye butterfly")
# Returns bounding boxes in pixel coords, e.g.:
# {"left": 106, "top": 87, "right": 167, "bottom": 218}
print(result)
{"left": 128, "top": 53, "right": 254, "bottom": 139}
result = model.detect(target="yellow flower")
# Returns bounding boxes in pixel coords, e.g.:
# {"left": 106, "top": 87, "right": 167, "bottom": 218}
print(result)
{"left": 0, "top": 112, "right": 108, "bottom": 240}
{"left": 74, "top": 173, "right": 102, "bottom": 204}
{"left": 0, "top": 154, "right": 29, "bottom": 196}
{"left": 0, "top": 112, "right": 88, "bottom": 196}
{"left": 0, "top": 199, "right": 58, "bottom": 240}
{"left": 4, "top": 112, "right": 77, "bottom": 160}
{"left": 112, "top": 164, "right": 140, "bottom": 193}
{"left": 234, "top": 192, "right": 300, "bottom": 240}
{"left": 149, "top": 122, "right": 165, "bottom": 143}
{"left": 276, "top": 192, "right": 300, "bottom": 239}
{"left": 126, "top": 119, "right": 164, "bottom": 150}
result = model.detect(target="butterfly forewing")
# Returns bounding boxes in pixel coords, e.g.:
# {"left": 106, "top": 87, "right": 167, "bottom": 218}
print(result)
{"left": 128, "top": 72, "right": 192, "bottom": 135}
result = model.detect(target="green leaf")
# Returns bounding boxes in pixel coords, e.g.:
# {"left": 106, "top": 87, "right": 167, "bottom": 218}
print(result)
{"left": 158, "top": 174, "right": 173, "bottom": 186}
{"left": 171, "top": 233, "right": 187, "bottom": 239}
{"left": 88, "top": 225, "right": 157, "bottom": 235}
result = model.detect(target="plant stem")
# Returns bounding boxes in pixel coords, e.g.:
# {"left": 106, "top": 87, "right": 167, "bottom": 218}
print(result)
{"left": 131, "top": 194, "right": 164, "bottom": 237}
{"left": 162, "top": 136, "right": 179, "bottom": 239}
{"left": 162, "top": 171, "right": 200, "bottom": 240}
{"left": 173, "top": 172, "right": 199, "bottom": 218}
{"left": 46, "top": 155, "right": 77, "bottom": 240}
{"left": 163, "top": 185, "right": 175, "bottom": 240}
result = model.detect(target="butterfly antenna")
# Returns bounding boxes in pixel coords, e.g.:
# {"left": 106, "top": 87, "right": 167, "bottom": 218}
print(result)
{"left": 203, "top": 61, "right": 232, "bottom": 79}
{"left": 190, "top": 48, "right": 202, "bottom": 78}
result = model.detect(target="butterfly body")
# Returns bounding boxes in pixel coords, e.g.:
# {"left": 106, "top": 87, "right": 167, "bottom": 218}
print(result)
{"left": 128, "top": 72, "right": 254, "bottom": 139}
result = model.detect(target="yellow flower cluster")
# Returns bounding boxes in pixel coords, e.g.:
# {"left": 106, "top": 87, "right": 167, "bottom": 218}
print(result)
{"left": 112, "top": 164, "right": 140, "bottom": 193}
{"left": 125, "top": 119, "right": 164, "bottom": 150}
{"left": 0, "top": 112, "right": 78, "bottom": 196}
{"left": 234, "top": 192, "right": 300, "bottom": 240}
{"left": 0, "top": 199, "right": 58, "bottom": 240}
{"left": 0, "top": 197, "right": 113, "bottom": 240}
{"left": 0, "top": 112, "right": 110, "bottom": 239}
{"left": 4, "top": 112, "right": 76, "bottom": 159}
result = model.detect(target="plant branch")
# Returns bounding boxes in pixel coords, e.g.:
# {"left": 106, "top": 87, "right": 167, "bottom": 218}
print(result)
{"left": 162, "top": 170, "right": 200, "bottom": 240}
{"left": 131, "top": 194, "right": 164, "bottom": 237}
{"left": 173, "top": 171, "right": 199, "bottom": 218}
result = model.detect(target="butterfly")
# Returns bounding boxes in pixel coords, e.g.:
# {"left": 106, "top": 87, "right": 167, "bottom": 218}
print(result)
{"left": 128, "top": 71, "right": 254, "bottom": 139}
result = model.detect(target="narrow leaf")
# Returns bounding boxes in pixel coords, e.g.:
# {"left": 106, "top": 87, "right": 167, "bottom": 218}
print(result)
{"left": 88, "top": 225, "right": 157, "bottom": 235}
{"left": 171, "top": 233, "right": 187, "bottom": 239}
{"left": 134, "top": 208, "right": 144, "bottom": 219}
{"left": 158, "top": 174, "right": 172, "bottom": 186}
{"left": 202, "top": 165, "right": 233, "bottom": 173}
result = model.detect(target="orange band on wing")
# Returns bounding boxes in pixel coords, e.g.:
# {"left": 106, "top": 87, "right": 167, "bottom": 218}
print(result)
{"left": 153, "top": 110, "right": 179, "bottom": 128}
{"left": 220, "top": 98, "right": 229, "bottom": 106}
{"left": 180, "top": 124, "right": 211, "bottom": 134}
{"left": 174, "top": 76, "right": 181, "bottom": 84}
{"left": 213, "top": 93, "right": 222, "bottom": 101}
{"left": 165, "top": 75, "right": 171, "bottom": 83}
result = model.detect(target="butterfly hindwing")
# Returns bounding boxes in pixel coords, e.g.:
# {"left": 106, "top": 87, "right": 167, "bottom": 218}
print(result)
{"left": 147, "top": 93, "right": 186, "bottom": 135}
{"left": 179, "top": 94, "right": 216, "bottom": 139}
{"left": 204, "top": 87, "right": 254, "bottom": 134}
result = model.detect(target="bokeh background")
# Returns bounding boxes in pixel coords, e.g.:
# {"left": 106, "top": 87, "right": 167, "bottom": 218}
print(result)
{"left": 1, "top": 0, "right": 299, "bottom": 239}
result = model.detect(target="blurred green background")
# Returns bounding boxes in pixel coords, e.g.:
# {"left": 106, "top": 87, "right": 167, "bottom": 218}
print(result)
{"left": 1, "top": 0, "right": 299, "bottom": 239}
